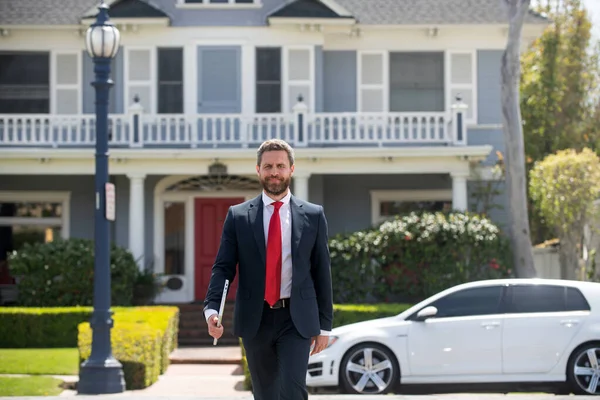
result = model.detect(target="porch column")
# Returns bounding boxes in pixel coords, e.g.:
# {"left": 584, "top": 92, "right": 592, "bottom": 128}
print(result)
{"left": 293, "top": 174, "right": 310, "bottom": 202}
{"left": 451, "top": 172, "right": 469, "bottom": 212}
{"left": 128, "top": 173, "right": 146, "bottom": 270}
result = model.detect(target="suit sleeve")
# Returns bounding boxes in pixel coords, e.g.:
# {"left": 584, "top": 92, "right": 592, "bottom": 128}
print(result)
{"left": 203, "top": 206, "right": 238, "bottom": 314}
{"left": 311, "top": 205, "right": 334, "bottom": 332}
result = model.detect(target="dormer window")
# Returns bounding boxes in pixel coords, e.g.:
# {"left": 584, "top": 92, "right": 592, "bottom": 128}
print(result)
{"left": 178, "top": 0, "right": 261, "bottom": 7}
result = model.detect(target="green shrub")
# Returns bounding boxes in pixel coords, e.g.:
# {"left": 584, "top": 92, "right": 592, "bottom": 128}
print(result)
{"left": 0, "top": 307, "right": 92, "bottom": 348}
{"left": 78, "top": 321, "right": 162, "bottom": 390}
{"left": 332, "top": 303, "right": 412, "bottom": 327}
{"left": 329, "top": 211, "right": 513, "bottom": 302}
{"left": 8, "top": 238, "right": 139, "bottom": 307}
{"left": 240, "top": 339, "right": 252, "bottom": 391}
{"left": 112, "top": 306, "right": 179, "bottom": 374}
{"left": 0, "top": 306, "right": 179, "bottom": 370}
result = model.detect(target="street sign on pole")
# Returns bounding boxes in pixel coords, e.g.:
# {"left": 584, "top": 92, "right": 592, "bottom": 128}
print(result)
{"left": 105, "top": 183, "right": 115, "bottom": 221}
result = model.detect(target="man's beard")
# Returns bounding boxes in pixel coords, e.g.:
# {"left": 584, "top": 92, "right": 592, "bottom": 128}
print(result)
{"left": 261, "top": 176, "right": 290, "bottom": 196}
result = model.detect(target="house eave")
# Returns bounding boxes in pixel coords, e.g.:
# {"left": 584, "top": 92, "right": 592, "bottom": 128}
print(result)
{"left": 80, "top": 17, "right": 170, "bottom": 26}
{"left": 268, "top": 17, "right": 356, "bottom": 26}
{"left": 0, "top": 145, "right": 493, "bottom": 162}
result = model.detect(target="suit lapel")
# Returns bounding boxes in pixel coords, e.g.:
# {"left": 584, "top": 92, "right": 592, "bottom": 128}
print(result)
{"left": 248, "top": 195, "right": 266, "bottom": 264}
{"left": 290, "top": 196, "right": 306, "bottom": 260}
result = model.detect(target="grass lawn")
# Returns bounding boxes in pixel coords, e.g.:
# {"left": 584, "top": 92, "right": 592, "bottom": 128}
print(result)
{"left": 0, "top": 348, "right": 79, "bottom": 375}
{"left": 0, "top": 376, "right": 65, "bottom": 396}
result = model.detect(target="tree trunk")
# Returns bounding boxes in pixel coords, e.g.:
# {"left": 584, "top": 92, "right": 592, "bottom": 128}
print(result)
{"left": 559, "top": 235, "right": 581, "bottom": 280}
{"left": 501, "top": 0, "right": 538, "bottom": 278}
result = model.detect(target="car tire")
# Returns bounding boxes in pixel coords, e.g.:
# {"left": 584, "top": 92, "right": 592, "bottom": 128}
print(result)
{"left": 567, "top": 342, "right": 600, "bottom": 395}
{"left": 339, "top": 342, "right": 400, "bottom": 395}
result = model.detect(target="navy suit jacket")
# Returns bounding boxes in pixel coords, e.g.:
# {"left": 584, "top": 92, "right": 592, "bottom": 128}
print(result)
{"left": 203, "top": 193, "right": 334, "bottom": 339}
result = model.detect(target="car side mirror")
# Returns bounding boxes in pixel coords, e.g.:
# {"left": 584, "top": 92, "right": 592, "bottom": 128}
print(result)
{"left": 415, "top": 306, "right": 438, "bottom": 321}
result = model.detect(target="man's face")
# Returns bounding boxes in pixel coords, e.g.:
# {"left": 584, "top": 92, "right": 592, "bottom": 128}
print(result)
{"left": 256, "top": 150, "right": 294, "bottom": 197}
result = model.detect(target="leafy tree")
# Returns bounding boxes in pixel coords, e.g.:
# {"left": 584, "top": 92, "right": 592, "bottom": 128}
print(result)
{"left": 502, "top": 0, "right": 537, "bottom": 277}
{"left": 529, "top": 148, "right": 600, "bottom": 279}
{"left": 521, "top": 0, "right": 600, "bottom": 243}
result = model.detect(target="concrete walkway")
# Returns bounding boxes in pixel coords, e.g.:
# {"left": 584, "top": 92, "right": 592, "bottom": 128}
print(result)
{"left": 58, "top": 364, "right": 249, "bottom": 397}
{"left": 169, "top": 346, "right": 242, "bottom": 364}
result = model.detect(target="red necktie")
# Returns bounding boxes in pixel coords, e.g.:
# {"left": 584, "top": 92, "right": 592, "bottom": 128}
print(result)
{"left": 265, "top": 201, "right": 283, "bottom": 306}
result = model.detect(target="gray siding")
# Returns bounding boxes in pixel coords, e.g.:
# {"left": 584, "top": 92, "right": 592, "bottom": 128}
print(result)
{"left": 468, "top": 180, "right": 508, "bottom": 232}
{"left": 323, "top": 51, "right": 357, "bottom": 112}
{"left": 477, "top": 50, "right": 503, "bottom": 125}
{"left": 82, "top": 48, "right": 124, "bottom": 114}
{"left": 318, "top": 174, "right": 451, "bottom": 235}
{"left": 467, "top": 127, "right": 504, "bottom": 166}
{"left": 152, "top": 0, "right": 287, "bottom": 26}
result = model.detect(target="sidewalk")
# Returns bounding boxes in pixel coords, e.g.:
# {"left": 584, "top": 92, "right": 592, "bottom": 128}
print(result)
{"left": 58, "top": 364, "right": 250, "bottom": 397}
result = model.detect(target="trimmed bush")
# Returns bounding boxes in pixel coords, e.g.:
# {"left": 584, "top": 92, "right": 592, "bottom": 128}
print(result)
{"left": 329, "top": 211, "right": 513, "bottom": 303}
{"left": 0, "top": 307, "right": 92, "bottom": 348}
{"left": 112, "top": 306, "right": 179, "bottom": 374}
{"left": 78, "top": 321, "right": 162, "bottom": 390}
{"left": 332, "top": 303, "right": 412, "bottom": 327}
{"left": 8, "top": 238, "right": 139, "bottom": 307}
{"left": 0, "top": 306, "right": 178, "bottom": 375}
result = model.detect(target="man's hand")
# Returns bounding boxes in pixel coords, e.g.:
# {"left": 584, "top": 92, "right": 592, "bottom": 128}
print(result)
{"left": 207, "top": 314, "right": 224, "bottom": 340}
{"left": 310, "top": 335, "right": 328, "bottom": 356}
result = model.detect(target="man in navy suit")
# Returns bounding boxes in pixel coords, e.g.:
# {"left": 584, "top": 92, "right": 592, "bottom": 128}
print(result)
{"left": 203, "top": 139, "right": 333, "bottom": 400}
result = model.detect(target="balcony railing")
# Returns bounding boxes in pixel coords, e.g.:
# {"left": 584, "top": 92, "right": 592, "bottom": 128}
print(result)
{"left": 0, "top": 99, "right": 468, "bottom": 149}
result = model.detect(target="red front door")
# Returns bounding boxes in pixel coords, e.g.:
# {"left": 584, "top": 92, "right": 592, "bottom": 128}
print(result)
{"left": 194, "top": 197, "right": 245, "bottom": 301}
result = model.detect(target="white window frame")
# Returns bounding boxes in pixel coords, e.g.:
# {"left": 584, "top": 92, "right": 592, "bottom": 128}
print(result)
{"left": 370, "top": 189, "right": 452, "bottom": 225}
{"left": 0, "top": 191, "right": 71, "bottom": 239}
{"left": 51, "top": 50, "right": 82, "bottom": 115}
{"left": 357, "top": 50, "right": 389, "bottom": 112}
{"left": 445, "top": 49, "right": 478, "bottom": 124}
{"left": 282, "top": 45, "right": 315, "bottom": 113}
{"left": 124, "top": 46, "right": 157, "bottom": 114}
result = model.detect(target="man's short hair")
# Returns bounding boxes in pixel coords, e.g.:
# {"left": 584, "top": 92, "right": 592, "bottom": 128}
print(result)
{"left": 256, "top": 139, "right": 295, "bottom": 167}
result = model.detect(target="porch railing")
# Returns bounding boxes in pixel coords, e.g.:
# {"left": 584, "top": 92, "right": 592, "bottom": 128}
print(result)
{"left": 0, "top": 98, "right": 468, "bottom": 148}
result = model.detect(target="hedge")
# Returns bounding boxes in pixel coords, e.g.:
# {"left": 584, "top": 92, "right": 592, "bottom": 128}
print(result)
{"left": 78, "top": 321, "right": 162, "bottom": 390}
{"left": 0, "top": 306, "right": 178, "bottom": 376}
{"left": 240, "top": 302, "right": 412, "bottom": 391}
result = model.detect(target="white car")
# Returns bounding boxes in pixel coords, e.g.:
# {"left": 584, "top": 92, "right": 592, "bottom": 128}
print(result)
{"left": 307, "top": 278, "right": 600, "bottom": 396}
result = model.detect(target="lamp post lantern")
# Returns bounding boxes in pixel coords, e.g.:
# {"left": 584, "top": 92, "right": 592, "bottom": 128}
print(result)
{"left": 78, "top": 0, "right": 125, "bottom": 394}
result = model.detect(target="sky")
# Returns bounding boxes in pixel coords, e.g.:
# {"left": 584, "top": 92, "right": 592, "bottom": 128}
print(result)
{"left": 583, "top": 0, "right": 600, "bottom": 39}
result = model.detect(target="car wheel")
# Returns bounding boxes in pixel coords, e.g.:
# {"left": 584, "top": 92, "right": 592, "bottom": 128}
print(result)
{"left": 339, "top": 342, "right": 399, "bottom": 394}
{"left": 567, "top": 342, "right": 600, "bottom": 395}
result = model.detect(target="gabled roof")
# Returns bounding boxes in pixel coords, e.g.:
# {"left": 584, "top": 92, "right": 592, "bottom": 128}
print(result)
{"left": 0, "top": 0, "right": 169, "bottom": 26}
{"left": 83, "top": 0, "right": 169, "bottom": 20}
{"left": 269, "top": 0, "right": 548, "bottom": 25}
{"left": 332, "top": 0, "right": 548, "bottom": 25}
{"left": 268, "top": 0, "right": 353, "bottom": 19}
{"left": 0, "top": 0, "right": 549, "bottom": 27}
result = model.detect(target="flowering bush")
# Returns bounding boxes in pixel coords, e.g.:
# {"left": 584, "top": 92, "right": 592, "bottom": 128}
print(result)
{"left": 329, "top": 211, "right": 513, "bottom": 303}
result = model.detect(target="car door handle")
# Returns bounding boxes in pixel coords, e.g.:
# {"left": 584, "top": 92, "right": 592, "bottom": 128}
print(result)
{"left": 561, "top": 319, "right": 579, "bottom": 327}
{"left": 481, "top": 322, "right": 500, "bottom": 329}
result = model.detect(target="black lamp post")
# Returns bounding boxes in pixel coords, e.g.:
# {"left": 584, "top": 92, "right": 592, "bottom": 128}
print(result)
{"left": 78, "top": 0, "right": 125, "bottom": 394}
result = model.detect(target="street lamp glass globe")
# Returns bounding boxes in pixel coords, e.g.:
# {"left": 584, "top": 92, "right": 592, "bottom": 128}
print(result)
{"left": 85, "top": 24, "right": 120, "bottom": 59}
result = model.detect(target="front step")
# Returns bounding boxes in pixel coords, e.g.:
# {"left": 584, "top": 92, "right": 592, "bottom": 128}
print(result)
{"left": 174, "top": 302, "right": 238, "bottom": 347}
